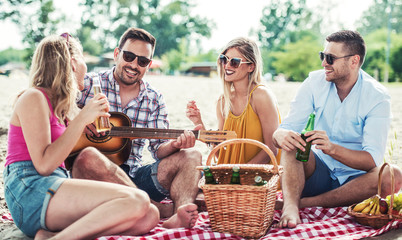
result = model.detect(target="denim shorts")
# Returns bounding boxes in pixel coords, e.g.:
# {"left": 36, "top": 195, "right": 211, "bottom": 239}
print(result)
{"left": 3, "top": 161, "right": 68, "bottom": 238}
{"left": 120, "top": 161, "right": 169, "bottom": 202}
{"left": 301, "top": 153, "right": 363, "bottom": 197}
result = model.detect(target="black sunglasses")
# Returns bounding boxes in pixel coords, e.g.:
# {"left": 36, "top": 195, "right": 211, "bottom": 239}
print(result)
{"left": 218, "top": 54, "right": 251, "bottom": 68}
{"left": 319, "top": 51, "right": 355, "bottom": 65}
{"left": 119, "top": 48, "right": 152, "bottom": 67}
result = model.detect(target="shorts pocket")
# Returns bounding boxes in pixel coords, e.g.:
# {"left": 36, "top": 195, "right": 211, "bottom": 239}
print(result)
{"left": 5, "top": 185, "right": 23, "bottom": 228}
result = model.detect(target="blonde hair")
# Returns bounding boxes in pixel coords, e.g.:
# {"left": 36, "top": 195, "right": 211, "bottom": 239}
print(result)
{"left": 29, "top": 34, "right": 82, "bottom": 123}
{"left": 217, "top": 37, "right": 263, "bottom": 117}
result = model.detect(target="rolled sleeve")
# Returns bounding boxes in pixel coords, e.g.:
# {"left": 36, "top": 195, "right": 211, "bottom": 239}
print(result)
{"left": 361, "top": 97, "right": 392, "bottom": 166}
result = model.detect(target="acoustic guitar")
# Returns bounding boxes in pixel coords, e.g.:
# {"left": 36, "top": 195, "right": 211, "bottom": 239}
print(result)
{"left": 65, "top": 112, "right": 237, "bottom": 169}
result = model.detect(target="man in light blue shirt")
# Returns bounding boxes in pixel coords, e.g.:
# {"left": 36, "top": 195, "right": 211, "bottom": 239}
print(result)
{"left": 273, "top": 30, "right": 402, "bottom": 228}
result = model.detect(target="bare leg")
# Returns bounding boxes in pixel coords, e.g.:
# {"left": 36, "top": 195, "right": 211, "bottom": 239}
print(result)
{"left": 36, "top": 178, "right": 159, "bottom": 240}
{"left": 157, "top": 149, "right": 202, "bottom": 227}
{"left": 299, "top": 164, "right": 402, "bottom": 208}
{"left": 72, "top": 147, "right": 200, "bottom": 228}
{"left": 71, "top": 147, "right": 135, "bottom": 187}
{"left": 278, "top": 150, "right": 315, "bottom": 228}
{"left": 72, "top": 147, "right": 175, "bottom": 218}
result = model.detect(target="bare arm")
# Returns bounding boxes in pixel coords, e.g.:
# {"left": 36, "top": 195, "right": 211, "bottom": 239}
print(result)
{"left": 247, "top": 87, "right": 279, "bottom": 164}
{"left": 15, "top": 89, "right": 110, "bottom": 176}
{"left": 186, "top": 100, "right": 206, "bottom": 130}
{"left": 305, "top": 130, "right": 376, "bottom": 171}
{"left": 156, "top": 125, "right": 202, "bottom": 160}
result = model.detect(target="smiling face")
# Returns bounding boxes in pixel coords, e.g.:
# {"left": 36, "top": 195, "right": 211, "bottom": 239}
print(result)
{"left": 321, "top": 42, "right": 353, "bottom": 84}
{"left": 113, "top": 39, "right": 153, "bottom": 86}
{"left": 221, "top": 47, "right": 254, "bottom": 83}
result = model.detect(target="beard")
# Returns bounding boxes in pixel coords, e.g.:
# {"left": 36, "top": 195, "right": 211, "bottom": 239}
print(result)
{"left": 116, "top": 66, "right": 143, "bottom": 86}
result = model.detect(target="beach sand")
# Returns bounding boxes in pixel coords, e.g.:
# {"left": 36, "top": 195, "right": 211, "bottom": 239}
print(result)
{"left": 0, "top": 72, "right": 401, "bottom": 239}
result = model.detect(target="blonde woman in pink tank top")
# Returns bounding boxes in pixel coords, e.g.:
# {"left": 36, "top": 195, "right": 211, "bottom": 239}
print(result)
{"left": 3, "top": 34, "right": 159, "bottom": 239}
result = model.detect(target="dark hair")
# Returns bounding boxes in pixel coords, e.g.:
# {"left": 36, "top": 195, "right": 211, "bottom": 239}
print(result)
{"left": 118, "top": 27, "right": 156, "bottom": 58}
{"left": 326, "top": 30, "right": 366, "bottom": 66}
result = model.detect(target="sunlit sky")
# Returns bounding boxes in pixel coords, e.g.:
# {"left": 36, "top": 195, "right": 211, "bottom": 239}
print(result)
{"left": 0, "top": 0, "right": 373, "bottom": 51}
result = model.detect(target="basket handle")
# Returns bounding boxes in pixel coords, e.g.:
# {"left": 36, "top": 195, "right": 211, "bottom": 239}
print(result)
{"left": 378, "top": 163, "right": 395, "bottom": 219}
{"left": 206, "top": 138, "right": 279, "bottom": 173}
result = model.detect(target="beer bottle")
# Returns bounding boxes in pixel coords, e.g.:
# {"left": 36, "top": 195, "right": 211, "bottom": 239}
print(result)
{"left": 254, "top": 176, "right": 267, "bottom": 186}
{"left": 203, "top": 166, "right": 217, "bottom": 184}
{"left": 296, "top": 113, "right": 315, "bottom": 162}
{"left": 93, "top": 77, "right": 111, "bottom": 133}
{"left": 230, "top": 166, "right": 241, "bottom": 184}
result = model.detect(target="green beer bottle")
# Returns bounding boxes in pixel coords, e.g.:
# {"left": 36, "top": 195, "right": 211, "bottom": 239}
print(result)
{"left": 254, "top": 176, "right": 267, "bottom": 186}
{"left": 296, "top": 113, "right": 315, "bottom": 162}
{"left": 230, "top": 166, "right": 241, "bottom": 184}
{"left": 203, "top": 166, "right": 217, "bottom": 184}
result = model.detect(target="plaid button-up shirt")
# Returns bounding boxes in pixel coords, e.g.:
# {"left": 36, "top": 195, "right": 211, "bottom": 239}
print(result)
{"left": 77, "top": 67, "right": 169, "bottom": 177}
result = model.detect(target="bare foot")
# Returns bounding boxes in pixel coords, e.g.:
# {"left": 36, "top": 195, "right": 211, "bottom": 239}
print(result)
{"left": 162, "top": 203, "right": 198, "bottom": 229}
{"left": 277, "top": 204, "right": 301, "bottom": 228}
{"left": 34, "top": 229, "right": 57, "bottom": 240}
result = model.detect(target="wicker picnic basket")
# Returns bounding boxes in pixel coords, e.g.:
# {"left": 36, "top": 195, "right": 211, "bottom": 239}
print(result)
{"left": 197, "top": 138, "right": 283, "bottom": 238}
{"left": 348, "top": 163, "right": 402, "bottom": 228}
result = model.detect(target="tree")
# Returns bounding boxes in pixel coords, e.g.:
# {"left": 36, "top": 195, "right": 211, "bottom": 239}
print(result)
{"left": 79, "top": 0, "right": 214, "bottom": 57}
{"left": 258, "top": 0, "right": 309, "bottom": 50}
{"left": 270, "top": 36, "right": 322, "bottom": 82}
{"left": 363, "top": 29, "right": 402, "bottom": 82}
{"left": 357, "top": 0, "right": 402, "bottom": 35}
{"left": 390, "top": 44, "right": 402, "bottom": 81}
{"left": 0, "top": 0, "right": 63, "bottom": 64}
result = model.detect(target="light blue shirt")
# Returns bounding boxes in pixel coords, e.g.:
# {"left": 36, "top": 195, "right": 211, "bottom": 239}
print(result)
{"left": 280, "top": 69, "right": 391, "bottom": 184}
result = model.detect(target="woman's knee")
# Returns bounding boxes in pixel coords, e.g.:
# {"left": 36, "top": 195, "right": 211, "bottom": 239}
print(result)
{"left": 123, "top": 190, "right": 159, "bottom": 235}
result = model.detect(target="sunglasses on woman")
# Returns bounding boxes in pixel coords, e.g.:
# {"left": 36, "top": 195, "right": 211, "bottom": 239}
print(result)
{"left": 319, "top": 51, "right": 355, "bottom": 65}
{"left": 218, "top": 54, "right": 251, "bottom": 68}
{"left": 119, "top": 48, "right": 152, "bottom": 67}
{"left": 60, "top": 32, "right": 72, "bottom": 46}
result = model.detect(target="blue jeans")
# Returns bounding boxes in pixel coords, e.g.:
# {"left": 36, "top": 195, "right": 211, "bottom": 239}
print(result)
{"left": 302, "top": 153, "right": 364, "bottom": 197}
{"left": 120, "top": 161, "right": 170, "bottom": 202}
{"left": 3, "top": 161, "right": 68, "bottom": 238}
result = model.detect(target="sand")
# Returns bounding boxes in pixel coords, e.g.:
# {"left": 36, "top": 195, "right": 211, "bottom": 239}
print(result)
{"left": 0, "top": 72, "right": 401, "bottom": 239}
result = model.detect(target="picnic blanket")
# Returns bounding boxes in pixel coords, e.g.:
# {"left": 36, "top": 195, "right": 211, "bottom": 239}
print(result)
{"left": 95, "top": 207, "right": 401, "bottom": 240}
{"left": 1, "top": 203, "right": 401, "bottom": 239}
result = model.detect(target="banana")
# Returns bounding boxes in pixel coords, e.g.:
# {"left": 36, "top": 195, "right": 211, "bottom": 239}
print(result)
{"left": 354, "top": 198, "right": 372, "bottom": 212}
{"left": 370, "top": 199, "right": 378, "bottom": 215}
{"left": 375, "top": 201, "right": 382, "bottom": 215}
{"left": 361, "top": 200, "right": 374, "bottom": 214}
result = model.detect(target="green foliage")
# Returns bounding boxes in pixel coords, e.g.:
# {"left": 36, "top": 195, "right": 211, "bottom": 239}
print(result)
{"left": 79, "top": 0, "right": 214, "bottom": 57}
{"left": 358, "top": 0, "right": 402, "bottom": 36}
{"left": 1, "top": 0, "right": 63, "bottom": 66}
{"left": 258, "top": 0, "right": 308, "bottom": 50}
{"left": 270, "top": 36, "right": 322, "bottom": 82}
{"left": 0, "top": 48, "right": 27, "bottom": 66}
{"left": 76, "top": 26, "right": 103, "bottom": 56}
{"left": 391, "top": 45, "right": 402, "bottom": 80}
{"left": 363, "top": 29, "right": 402, "bottom": 82}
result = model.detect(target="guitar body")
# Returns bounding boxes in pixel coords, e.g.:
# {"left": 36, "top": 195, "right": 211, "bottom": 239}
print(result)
{"left": 65, "top": 112, "right": 132, "bottom": 169}
{"left": 65, "top": 112, "right": 237, "bottom": 170}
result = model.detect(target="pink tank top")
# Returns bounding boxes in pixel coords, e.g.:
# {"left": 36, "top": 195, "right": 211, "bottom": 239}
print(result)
{"left": 5, "top": 88, "right": 66, "bottom": 168}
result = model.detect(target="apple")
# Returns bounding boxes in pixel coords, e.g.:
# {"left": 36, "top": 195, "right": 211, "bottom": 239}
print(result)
{"left": 379, "top": 198, "right": 389, "bottom": 214}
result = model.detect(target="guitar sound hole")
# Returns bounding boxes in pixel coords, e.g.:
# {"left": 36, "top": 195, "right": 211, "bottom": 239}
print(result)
{"left": 86, "top": 122, "right": 114, "bottom": 143}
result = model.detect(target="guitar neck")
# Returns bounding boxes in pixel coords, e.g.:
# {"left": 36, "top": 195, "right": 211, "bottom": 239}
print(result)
{"left": 110, "top": 126, "right": 199, "bottom": 140}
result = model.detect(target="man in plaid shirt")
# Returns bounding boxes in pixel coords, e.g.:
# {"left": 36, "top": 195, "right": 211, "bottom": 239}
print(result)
{"left": 73, "top": 27, "right": 201, "bottom": 229}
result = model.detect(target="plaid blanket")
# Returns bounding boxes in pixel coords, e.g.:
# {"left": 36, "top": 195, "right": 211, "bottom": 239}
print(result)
{"left": 2, "top": 205, "right": 401, "bottom": 239}
{"left": 96, "top": 207, "right": 402, "bottom": 240}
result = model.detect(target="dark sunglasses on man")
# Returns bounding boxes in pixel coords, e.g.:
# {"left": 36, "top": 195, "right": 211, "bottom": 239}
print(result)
{"left": 218, "top": 54, "right": 251, "bottom": 68}
{"left": 119, "top": 48, "right": 152, "bottom": 67}
{"left": 319, "top": 51, "right": 355, "bottom": 65}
